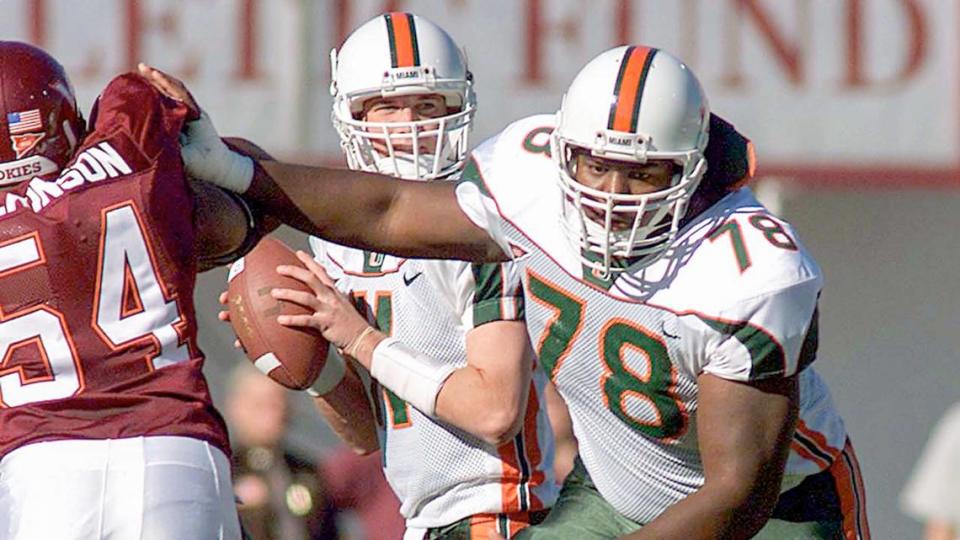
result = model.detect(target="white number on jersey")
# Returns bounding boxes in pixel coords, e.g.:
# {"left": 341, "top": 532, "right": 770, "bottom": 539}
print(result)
{"left": 93, "top": 203, "right": 189, "bottom": 369}
{"left": 0, "top": 233, "right": 82, "bottom": 406}
{"left": 0, "top": 202, "right": 189, "bottom": 407}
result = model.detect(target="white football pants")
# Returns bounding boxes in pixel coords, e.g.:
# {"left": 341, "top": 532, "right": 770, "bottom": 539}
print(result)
{"left": 0, "top": 436, "right": 242, "bottom": 540}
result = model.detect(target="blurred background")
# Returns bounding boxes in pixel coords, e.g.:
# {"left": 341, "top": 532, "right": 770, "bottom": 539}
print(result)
{"left": 2, "top": 1, "right": 958, "bottom": 538}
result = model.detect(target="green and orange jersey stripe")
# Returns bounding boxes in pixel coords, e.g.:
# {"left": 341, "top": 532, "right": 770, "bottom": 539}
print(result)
{"left": 829, "top": 439, "right": 871, "bottom": 540}
{"left": 497, "top": 381, "right": 546, "bottom": 513}
{"left": 466, "top": 512, "right": 537, "bottom": 539}
{"left": 607, "top": 46, "right": 658, "bottom": 133}
{"left": 383, "top": 12, "right": 421, "bottom": 68}
{"left": 791, "top": 419, "right": 841, "bottom": 470}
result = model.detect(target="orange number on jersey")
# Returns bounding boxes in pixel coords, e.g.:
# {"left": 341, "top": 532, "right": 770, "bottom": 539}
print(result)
{"left": 353, "top": 289, "right": 410, "bottom": 429}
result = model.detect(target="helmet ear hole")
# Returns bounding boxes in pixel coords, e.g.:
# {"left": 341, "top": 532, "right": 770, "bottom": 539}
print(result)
{"left": 564, "top": 146, "right": 581, "bottom": 177}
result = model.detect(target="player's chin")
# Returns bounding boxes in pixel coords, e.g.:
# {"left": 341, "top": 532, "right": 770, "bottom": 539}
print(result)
{"left": 582, "top": 208, "right": 632, "bottom": 231}
{"left": 585, "top": 214, "right": 670, "bottom": 235}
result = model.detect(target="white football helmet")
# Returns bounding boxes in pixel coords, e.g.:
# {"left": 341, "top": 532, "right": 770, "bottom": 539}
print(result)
{"left": 330, "top": 12, "right": 475, "bottom": 181}
{"left": 552, "top": 46, "right": 709, "bottom": 277}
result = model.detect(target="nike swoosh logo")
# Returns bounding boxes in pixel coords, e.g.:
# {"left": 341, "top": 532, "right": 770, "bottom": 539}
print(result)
{"left": 403, "top": 271, "right": 423, "bottom": 286}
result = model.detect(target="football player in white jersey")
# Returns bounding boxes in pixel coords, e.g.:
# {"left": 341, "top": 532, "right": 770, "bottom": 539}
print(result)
{"left": 167, "top": 42, "right": 870, "bottom": 539}
{"left": 267, "top": 13, "right": 557, "bottom": 539}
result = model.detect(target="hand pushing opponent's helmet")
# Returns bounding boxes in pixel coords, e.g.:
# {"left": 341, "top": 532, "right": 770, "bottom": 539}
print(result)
{"left": 552, "top": 46, "right": 709, "bottom": 276}
{"left": 0, "top": 41, "right": 85, "bottom": 187}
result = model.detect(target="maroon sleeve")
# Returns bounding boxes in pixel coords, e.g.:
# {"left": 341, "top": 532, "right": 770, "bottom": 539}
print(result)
{"left": 87, "top": 73, "right": 189, "bottom": 159}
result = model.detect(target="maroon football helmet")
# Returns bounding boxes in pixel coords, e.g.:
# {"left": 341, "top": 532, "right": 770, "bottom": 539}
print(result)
{"left": 0, "top": 41, "right": 85, "bottom": 186}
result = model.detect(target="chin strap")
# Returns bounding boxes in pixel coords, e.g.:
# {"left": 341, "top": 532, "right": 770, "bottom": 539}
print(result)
{"left": 179, "top": 111, "right": 254, "bottom": 193}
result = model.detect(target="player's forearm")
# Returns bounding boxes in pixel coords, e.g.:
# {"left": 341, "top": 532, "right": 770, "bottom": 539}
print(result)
{"left": 250, "top": 161, "right": 390, "bottom": 244}
{"left": 630, "top": 374, "right": 798, "bottom": 539}
{"left": 346, "top": 329, "right": 525, "bottom": 444}
{"left": 252, "top": 161, "right": 501, "bottom": 262}
{"left": 434, "top": 367, "right": 525, "bottom": 446}
{"left": 620, "top": 481, "right": 777, "bottom": 539}
{"left": 311, "top": 365, "right": 379, "bottom": 454}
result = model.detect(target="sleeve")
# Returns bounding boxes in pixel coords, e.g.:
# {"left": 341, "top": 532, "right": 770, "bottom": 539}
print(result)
{"left": 901, "top": 403, "right": 960, "bottom": 526}
{"left": 454, "top": 156, "right": 514, "bottom": 260}
{"left": 463, "top": 259, "right": 526, "bottom": 328}
{"left": 697, "top": 277, "right": 821, "bottom": 381}
{"left": 87, "top": 73, "right": 189, "bottom": 159}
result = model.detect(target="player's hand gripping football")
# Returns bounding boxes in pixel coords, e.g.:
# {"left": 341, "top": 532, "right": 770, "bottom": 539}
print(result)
{"left": 214, "top": 250, "right": 372, "bottom": 355}
{"left": 272, "top": 251, "right": 385, "bottom": 360}
{"left": 216, "top": 291, "right": 243, "bottom": 350}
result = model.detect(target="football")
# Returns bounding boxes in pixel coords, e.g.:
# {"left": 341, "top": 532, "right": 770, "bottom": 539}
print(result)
{"left": 227, "top": 236, "right": 330, "bottom": 390}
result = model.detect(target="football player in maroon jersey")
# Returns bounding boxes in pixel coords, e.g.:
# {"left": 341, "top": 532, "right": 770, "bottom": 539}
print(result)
{"left": 0, "top": 42, "right": 257, "bottom": 539}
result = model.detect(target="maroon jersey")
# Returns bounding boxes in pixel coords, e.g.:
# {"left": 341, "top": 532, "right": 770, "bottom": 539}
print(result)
{"left": 0, "top": 74, "right": 229, "bottom": 458}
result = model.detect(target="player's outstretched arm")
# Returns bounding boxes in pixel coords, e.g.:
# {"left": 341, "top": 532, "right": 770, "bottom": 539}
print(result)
{"left": 191, "top": 138, "right": 284, "bottom": 271}
{"left": 191, "top": 180, "right": 253, "bottom": 271}
{"left": 622, "top": 374, "right": 798, "bottom": 540}
{"left": 139, "top": 62, "right": 505, "bottom": 263}
{"left": 250, "top": 161, "right": 506, "bottom": 263}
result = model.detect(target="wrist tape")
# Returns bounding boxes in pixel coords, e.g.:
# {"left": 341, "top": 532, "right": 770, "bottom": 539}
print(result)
{"left": 180, "top": 111, "right": 254, "bottom": 193}
{"left": 305, "top": 352, "right": 347, "bottom": 397}
{"left": 370, "top": 338, "right": 455, "bottom": 417}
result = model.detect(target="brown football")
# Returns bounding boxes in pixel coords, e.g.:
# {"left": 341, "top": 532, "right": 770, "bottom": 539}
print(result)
{"left": 227, "top": 236, "right": 329, "bottom": 390}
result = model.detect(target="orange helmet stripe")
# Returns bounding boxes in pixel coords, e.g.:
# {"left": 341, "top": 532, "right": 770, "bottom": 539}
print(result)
{"left": 384, "top": 12, "right": 420, "bottom": 68}
{"left": 608, "top": 46, "right": 657, "bottom": 132}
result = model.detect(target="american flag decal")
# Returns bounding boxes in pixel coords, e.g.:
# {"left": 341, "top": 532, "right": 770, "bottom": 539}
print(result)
{"left": 7, "top": 109, "right": 42, "bottom": 134}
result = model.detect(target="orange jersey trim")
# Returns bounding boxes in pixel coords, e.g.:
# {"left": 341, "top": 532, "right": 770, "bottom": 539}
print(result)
{"left": 830, "top": 439, "right": 871, "bottom": 540}
{"left": 497, "top": 381, "right": 545, "bottom": 512}
{"left": 468, "top": 511, "right": 538, "bottom": 539}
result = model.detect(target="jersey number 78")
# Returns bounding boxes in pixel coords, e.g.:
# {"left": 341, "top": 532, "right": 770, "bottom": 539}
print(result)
{"left": 526, "top": 271, "right": 687, "bottom": 441}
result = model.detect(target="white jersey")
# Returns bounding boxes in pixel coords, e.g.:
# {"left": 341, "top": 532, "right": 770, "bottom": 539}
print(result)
{"left": 454, "top": 114, "right": 848, "bottom": 524}
{"left": 310, "top": 238, "right": 557, "bottom": 529}
{"left": 901, "top": 402, "right": 960, "bottom": 532}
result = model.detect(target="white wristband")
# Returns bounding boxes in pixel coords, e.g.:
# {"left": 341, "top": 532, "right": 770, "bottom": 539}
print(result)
{"left": 369, "top": 338, "right": 456, "bottom": 417}
{"left": 305, "top": 352, "right": 347, "bottom": 397}
{"left": 180, "top": 111, "right": 254, "bottom": 193}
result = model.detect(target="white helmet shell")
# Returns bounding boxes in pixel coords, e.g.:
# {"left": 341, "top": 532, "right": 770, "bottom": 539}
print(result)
{"left": 331, "top": 13, "right": 476, "bottom": 181}
{"left": 552, "top": 46, "right": 710, "bottom": 277}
